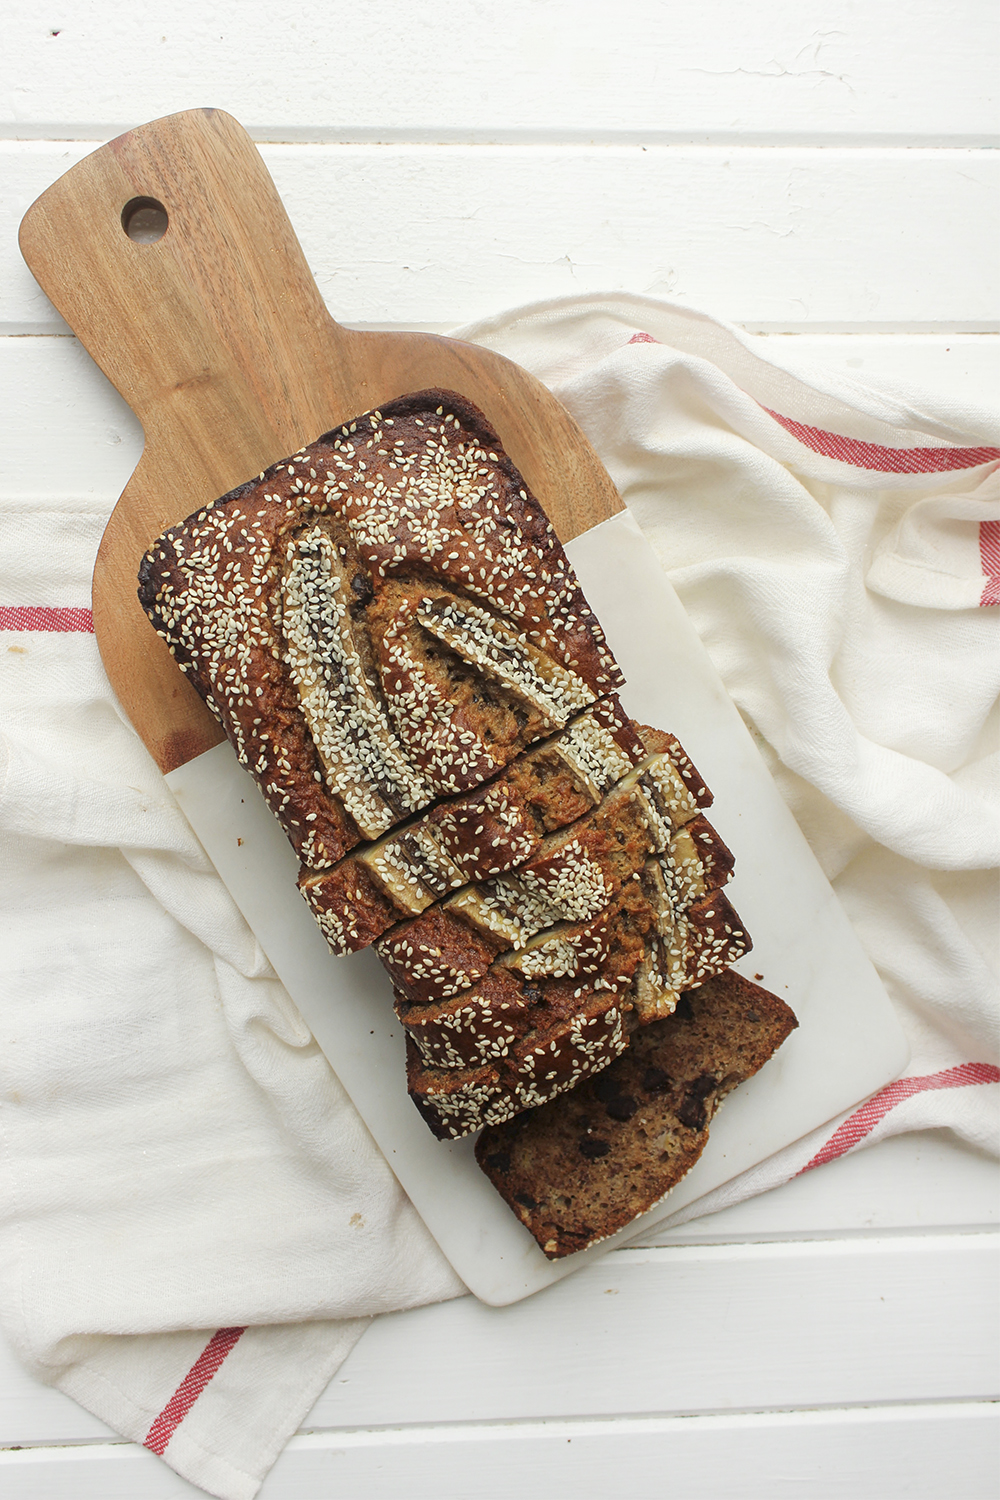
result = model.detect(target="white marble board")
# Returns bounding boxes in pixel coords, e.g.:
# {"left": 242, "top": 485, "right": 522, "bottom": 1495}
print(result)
{"left": 166, "top": 508, "right": 909, "bottom": 1305}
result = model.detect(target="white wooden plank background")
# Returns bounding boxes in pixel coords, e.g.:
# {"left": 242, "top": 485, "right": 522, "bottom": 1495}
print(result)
{"left": 1, "top": 1, "right": 997, "bottom": 1496}
{"left": 1, "top": 1404, "right": 997, "bottom": 1500}
{"left": 3, "top": 142, "right": 998, "bottom": 332}
{"left": 3, "top": 0, "right": 997, "bottom": 144}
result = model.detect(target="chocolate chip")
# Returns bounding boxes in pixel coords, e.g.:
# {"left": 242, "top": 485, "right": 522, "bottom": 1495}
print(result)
{"left": 678, "top": 1096, "right": 708, "bottom": 1130}
{"left": 350, "top": 570, "right": 373, "bottom": 603}
{"left": 642, "top": 1066, "right": 671, "bottom": 1095}
{"left": 484, "top": 1151, "right": 511, "bottom": 1174}
{"left": 677, "top": 1073, "right": 718, "bottom": 1131}
{"left": 605, "top": 1093, "right": 638, "bottom": 1121}
{"left": 593, "top": 1074, "right": 622, "bottom": 1103}
{"left": 578, "top": 1137, "right": 611, "bottom": 1160}
{"left": 514, "top": 1192, "right": 538, "bottom": 1210}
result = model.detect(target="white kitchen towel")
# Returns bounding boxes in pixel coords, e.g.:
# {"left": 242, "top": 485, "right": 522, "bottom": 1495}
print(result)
{"left": 1, "top": 292, "right": 998, "bottom": 1499}
{"left": 454, "top": 294, "right": 999, "bottom": 1218}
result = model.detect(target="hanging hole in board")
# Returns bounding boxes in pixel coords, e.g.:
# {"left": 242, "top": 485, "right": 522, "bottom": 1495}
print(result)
{"left": 122, "top": 197, "right": 169, "bottom": 244}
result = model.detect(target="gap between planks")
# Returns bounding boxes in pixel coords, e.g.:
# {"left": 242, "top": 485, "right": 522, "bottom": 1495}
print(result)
{"left": 2, "top": 1398, "right": 995, "bottom": 1457}
{"left": 605, "top": 1229, "right": 998, "bottom": 1264}
{"left": 5, "top": 324, "right": 1000, "bottom": 336}
{"left": 5, "top": 138, "right": 998, "bottom": 159}
{"left": 3, "top": 127, "right": 1000, "bottom": 149}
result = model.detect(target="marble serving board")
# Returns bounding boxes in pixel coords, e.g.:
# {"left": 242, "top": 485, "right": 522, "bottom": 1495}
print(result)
{"left": 167, "top": 509, "right": 909, "bottom": 1306}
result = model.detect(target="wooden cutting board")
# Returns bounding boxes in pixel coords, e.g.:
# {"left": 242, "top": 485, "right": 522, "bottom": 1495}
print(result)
{"left": 18, "top": 107, "right": 623, "bottom": 773}
{"left": 17, "top": 109, "right": 911, "bottom": 1304}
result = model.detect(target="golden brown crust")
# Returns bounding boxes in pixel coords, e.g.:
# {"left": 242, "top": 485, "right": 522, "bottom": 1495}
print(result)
{"left": 475, "top": 970, "right": 798, "bottom": 1257}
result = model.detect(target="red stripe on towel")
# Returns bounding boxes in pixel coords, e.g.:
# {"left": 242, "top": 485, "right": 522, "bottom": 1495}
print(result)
{"left": 980, "top": 519, "right": 1000, "bottom": 606}
{"left": 624, "top": 335, "right": 1000, "bottom": 475}
{"left": 798, "top": 1063, "right": 1000, "bottom": 1174}
{"left": 144, "top": 1326, "right": 246, "bottom": 1456}
{"left": 760, "top": 408, "right": 1000, "bottom": 475}
{"left": 0, "top": 606, "right": 94, "bottom": 632}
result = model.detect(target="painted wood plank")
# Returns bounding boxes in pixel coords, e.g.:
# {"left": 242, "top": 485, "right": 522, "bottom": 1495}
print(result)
{"left": 1, "top": 1403, "right": 996, "bottom": 1499}
{"left": 258, "top": 1404, "right": 1000, "bottom": 1500}
{"left": 0, "top": 1143, "right": 995, "bottom": 1443}
{"left": 3, "top": 143, "right": 997, "bottom": 333}
{"left": 297, "top": 1234, "right": 999, "bottom": 1430}
{"left": 2, "top": 0, "right": 997, "bottom": 143}
{"left": 0, "top": 334, "right": 142, "bottom": 508}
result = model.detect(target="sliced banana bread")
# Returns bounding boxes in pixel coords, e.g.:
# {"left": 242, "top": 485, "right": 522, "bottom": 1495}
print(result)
{"left": 298, "top": 696, "right": 646, "bottom": 954}
{"left": 378, "top": 729, "right": 712, "bottom": 1007}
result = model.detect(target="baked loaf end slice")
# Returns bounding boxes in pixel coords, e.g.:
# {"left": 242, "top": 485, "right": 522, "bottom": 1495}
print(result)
{"left": 138, "top": 389, "right": 623, "bottom": 870}
{"left": 475, "top": 970, "right": 797, "bottom": 1258}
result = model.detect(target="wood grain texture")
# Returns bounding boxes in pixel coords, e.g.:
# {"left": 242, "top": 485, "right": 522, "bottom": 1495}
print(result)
{"left": 17, "top": 109, "right": 623, "bottom": 771}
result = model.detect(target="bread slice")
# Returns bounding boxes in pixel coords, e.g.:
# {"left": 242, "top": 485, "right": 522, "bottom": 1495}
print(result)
{"left": 475, "top": 970, "right": 797, "bottom": 1257}
{"left": 405, "top": 981, "right": 632, "bottom": 1140}
{"left": 297, "top": 696, "right": 646, "bottom": 954}
{"left": 399, "top": 857, "right": 748, "bottom": 1073}
{"left": 377, "top": 728, "right": 711, "bottom": 1007}
{"left": 138, "top": 389, "right": 623, "bottom": 870}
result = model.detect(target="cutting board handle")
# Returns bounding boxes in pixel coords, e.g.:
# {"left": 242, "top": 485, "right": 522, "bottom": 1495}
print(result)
{"left": 19, "top": 108, "right": 349, "bottom": 475}
{"left": 19, "top": 107, "right": 624, "bottom": 773}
